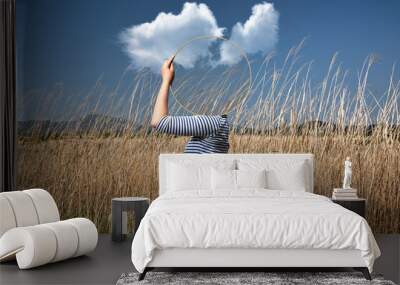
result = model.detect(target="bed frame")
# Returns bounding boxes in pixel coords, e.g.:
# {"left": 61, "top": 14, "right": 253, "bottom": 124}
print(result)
{"left": 139, "top": 154, "right": 371, "bottom": 280}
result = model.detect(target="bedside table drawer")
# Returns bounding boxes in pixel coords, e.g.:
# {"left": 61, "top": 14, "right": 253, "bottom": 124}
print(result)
{"left": 332, "top": 199, "right": 366, "bottom": 218}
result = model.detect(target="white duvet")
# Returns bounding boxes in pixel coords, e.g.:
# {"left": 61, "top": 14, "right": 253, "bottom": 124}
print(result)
{"left": 131, "top": 190, "right": 380, "bottom": 273}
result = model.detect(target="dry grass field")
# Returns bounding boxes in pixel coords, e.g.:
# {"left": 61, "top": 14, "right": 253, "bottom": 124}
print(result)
{"left": 16, "top": 50, "right": 400, "bottom": 233}
{"left": 16, "top": 133, "right": 400, "bottom": 234}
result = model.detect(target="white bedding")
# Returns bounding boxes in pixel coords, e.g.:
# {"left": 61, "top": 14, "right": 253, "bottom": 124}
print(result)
{"left": 131, "top": 190, "right": 380, "bottom": 273}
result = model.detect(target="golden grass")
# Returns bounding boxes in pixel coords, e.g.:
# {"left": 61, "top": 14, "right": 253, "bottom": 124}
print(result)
{"left": 16, "top": 48, "right": 400, "bottom": 233}
{"left": 17, "top": 134, "right": 399, "bottom": 233}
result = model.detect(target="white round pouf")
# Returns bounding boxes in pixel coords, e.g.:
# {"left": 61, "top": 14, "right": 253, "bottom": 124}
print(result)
{"left": 0, "top": 189, "right": 98, "bottom": 269}
{"left": 0, "top": 219, "right": 98, "bottom": 269}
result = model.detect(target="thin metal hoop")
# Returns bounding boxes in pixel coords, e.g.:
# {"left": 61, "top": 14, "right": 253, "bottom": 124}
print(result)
{"left": 169, "top": 35, "right": 252, "bottom": 115}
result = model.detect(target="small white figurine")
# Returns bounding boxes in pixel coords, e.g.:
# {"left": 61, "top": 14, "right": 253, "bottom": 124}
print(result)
{"left": 343, "top": 156, "right": 352, "bottom": 189}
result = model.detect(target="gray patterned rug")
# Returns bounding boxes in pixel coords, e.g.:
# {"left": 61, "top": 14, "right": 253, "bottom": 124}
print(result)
{"left": 116, "top": 272, "right": 396, "bottom": 285}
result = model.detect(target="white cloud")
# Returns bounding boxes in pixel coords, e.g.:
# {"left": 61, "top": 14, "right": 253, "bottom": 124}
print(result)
{"left": 119, "top": 2, "right": 223, "bottom": 73}
{"left": 119, "top": 2, "right": 279, "bottom": 72}
{"left": 220, "top": 2, "right": 279, "bottom": 65}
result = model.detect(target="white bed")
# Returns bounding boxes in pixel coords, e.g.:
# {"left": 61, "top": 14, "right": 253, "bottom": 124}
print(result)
{"left": 131, "top": 154, "right": 380, "bottom": 280}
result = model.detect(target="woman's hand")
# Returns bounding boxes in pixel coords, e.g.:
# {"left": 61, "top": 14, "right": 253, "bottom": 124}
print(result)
{"left": 151, "top": 57, "right": 174, "bottom": 127}
{"left": 161, "top": 57, "right": 175, "bottom": 85}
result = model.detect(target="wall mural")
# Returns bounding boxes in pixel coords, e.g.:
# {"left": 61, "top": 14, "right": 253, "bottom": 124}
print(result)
{"left": 16, "top": 0, "right": 400, "bottom": 233}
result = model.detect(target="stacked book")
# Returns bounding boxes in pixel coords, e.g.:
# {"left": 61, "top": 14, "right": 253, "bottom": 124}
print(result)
{"left": 332, "top": 188, "right": 358, "bottom": 200}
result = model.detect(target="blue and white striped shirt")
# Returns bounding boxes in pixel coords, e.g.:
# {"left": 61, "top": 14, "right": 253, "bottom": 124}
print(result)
{"left": 155, "top": 115, "right": 230, "bottom": 154}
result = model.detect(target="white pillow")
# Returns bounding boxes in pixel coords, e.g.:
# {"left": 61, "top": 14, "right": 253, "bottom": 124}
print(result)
{"left": 237, "top": 159, "right": 309, "bottom": 191}
{"left": 167, "top": 159, "right": 235, "bottom": 191}
{"left": 211, "top": 168, "right": 267, "bottom": 190}
{"left": 236, "top": 169, "right": 267, "bottom": 189}
{"left": 211, "top": 168, "right": 236, "bottom": 190}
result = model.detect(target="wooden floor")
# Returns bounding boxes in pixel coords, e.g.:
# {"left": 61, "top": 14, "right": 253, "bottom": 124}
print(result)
{"left": 0, "top": 234, "right": 399, "bottom": 285}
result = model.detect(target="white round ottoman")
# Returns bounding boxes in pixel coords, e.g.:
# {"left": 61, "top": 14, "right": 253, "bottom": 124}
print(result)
{"left": 0, "top": 189, "right": 98, "bottom": 269}
{"left": 0, "top": 218, "right": 98, "bottom": 269}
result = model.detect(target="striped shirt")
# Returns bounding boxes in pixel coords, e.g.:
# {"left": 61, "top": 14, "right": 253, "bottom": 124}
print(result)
{"left": 155, "top": 115, "right": 230, "bottom": 154}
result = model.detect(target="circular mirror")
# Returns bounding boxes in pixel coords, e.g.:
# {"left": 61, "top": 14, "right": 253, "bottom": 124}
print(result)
{"left": 170, "top": 35, "right": 252, "bottom": 115}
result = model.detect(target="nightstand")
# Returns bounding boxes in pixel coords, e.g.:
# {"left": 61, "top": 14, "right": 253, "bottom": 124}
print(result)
{"left": 332, "top": 198, "right": 366, "bottom": 218}
{"left": 111, "top": 197, "right": 149, "bottom": 242}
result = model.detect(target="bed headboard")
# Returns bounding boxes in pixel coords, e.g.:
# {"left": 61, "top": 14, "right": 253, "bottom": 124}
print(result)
{"left": 159, "top": 153, "right": 314, "bottom": 195}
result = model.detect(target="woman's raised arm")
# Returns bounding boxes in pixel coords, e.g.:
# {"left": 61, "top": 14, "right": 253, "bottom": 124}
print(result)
{"left": 151, "top": 58, "right": 174, "bottom": 127}
{"left": 155, "top": 115, "right": 222, "bottom": 137}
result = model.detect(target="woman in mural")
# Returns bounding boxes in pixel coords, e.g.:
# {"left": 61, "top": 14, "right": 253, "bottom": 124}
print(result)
{"left": 151, "top": 58, "right": 229, "bottom": 154}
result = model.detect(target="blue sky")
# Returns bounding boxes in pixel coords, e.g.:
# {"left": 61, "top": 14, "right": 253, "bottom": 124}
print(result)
{"left": 17, "top": 0, "right": 400, "bottom": 120}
